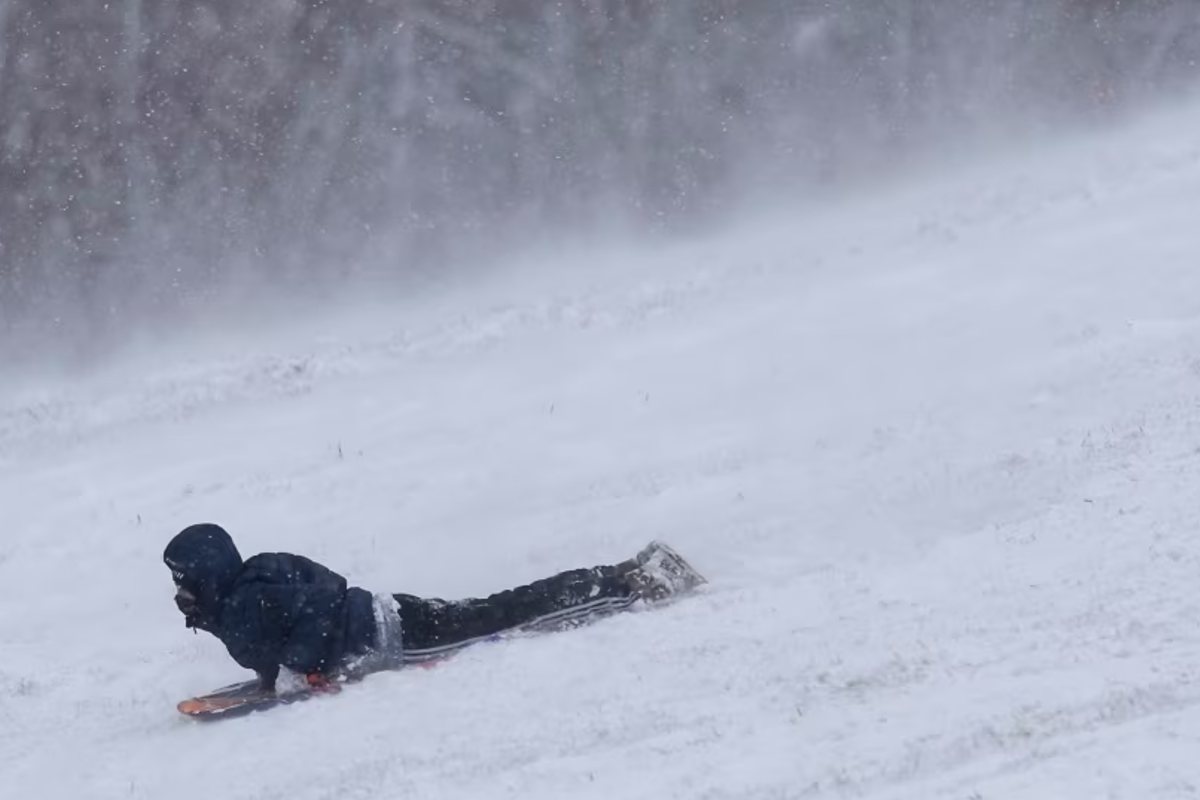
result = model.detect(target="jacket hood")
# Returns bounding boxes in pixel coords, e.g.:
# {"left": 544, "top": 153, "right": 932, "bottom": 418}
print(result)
{"left": 163, "top": 524, "right": 243, "bottom": 630}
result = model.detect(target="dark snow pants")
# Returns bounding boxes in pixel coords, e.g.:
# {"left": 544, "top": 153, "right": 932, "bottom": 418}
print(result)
{"left": 393, "top": 564, "right": 636, "bottom": 663}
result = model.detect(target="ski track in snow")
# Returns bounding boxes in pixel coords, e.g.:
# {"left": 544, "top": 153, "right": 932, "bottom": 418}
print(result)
{"left": 5, "top": 101, "right": 1200, "bottom": 798}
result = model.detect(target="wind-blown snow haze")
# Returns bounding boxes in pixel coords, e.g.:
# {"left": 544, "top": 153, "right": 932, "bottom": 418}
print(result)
{"left": 3, "top": 3, "right": 1200, "bottom": 799}
{"left": 2, "top": 1, "right": 1198, "bottom": 358}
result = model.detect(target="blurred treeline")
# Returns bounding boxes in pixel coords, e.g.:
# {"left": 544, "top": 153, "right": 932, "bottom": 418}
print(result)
{"left": 1, "top": 1, "right": 1197, "bottom": 340}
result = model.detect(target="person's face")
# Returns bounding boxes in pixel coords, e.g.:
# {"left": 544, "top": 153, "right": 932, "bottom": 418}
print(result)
{"left": 169, "top": 566, "right": 200, "bottom": 624}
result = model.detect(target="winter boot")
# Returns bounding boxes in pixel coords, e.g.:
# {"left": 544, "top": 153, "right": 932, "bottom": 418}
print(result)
{"left": 621, "top": 540, "right": 707, "bottom": 602}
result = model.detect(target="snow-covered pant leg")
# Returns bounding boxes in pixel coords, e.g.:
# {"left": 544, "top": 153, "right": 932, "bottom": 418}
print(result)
{"left": 394, "top": 565, "right": 636, "bottom": 662}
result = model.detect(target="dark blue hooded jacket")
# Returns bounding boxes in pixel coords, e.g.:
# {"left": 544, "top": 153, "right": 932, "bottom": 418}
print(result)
{"left": 163, "top": 524, "right": 377, "bottom": 688}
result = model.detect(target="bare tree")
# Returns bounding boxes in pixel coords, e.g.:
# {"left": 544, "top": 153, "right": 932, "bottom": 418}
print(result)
{"left": 2, "top": 0, "right": 1198, "bottom": 349}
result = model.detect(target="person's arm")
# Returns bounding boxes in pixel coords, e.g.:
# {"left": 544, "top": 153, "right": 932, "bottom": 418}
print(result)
{"left": 257, "top": 663, "right": 280, "bottom": 692}
{"left": 229, "top": 554, "right": 350, "bottom": 682}
{"left": 256, "top": 583, "right": 346, "bottom": 676}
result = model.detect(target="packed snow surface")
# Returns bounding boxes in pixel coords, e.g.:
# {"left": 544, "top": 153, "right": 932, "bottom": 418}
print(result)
{"left": 5, "top": 101, "right": 1200, "bottom": 798}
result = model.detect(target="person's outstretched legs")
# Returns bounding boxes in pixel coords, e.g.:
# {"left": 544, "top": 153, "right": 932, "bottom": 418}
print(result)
{"left": 394, "top": 563, "right": 637, "bottom": 662}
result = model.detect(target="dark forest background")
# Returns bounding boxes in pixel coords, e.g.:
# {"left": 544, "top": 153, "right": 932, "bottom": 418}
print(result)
{"left": 1, "top": 1, "right": 1198, "bottom": 349}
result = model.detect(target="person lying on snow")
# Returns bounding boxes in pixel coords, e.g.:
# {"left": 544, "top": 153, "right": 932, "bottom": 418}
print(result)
{"left": 163, "top": 524, "right": 705, "bottom": 692}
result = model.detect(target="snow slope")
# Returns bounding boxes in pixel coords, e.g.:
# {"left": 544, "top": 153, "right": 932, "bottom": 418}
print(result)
{"left": 5, "top": 100, "right": 1200, "bottom": 798}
